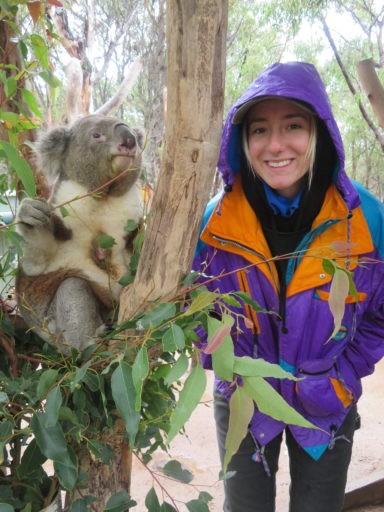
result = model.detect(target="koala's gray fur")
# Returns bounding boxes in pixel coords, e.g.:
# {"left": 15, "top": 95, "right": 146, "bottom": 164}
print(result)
{"left": 16, "top": 115, "right": 144, "bottom": 353}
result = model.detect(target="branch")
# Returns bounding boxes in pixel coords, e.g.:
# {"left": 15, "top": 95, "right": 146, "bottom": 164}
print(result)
{"left": 357, "top": 58, "right": 384, "bottom": 130}
{"left": 0, "top": 332, "right": 18, "bottom": 378}
{"left": 93, "top": 59, "right": 143, "bottom": 116}
{"left": 321, "top": 17, "right": 384, "bottom": 152}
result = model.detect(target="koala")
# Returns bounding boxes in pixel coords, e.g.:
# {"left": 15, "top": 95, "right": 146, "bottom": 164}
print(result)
{"left": 16, "top": 115, "right": 144, "bottom": 353}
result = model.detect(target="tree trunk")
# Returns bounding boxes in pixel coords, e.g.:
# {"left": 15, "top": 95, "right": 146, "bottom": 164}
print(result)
{"left": 73, "top": 421, "right": 132, "bottom": 508}
{"left": 69, "top": 2, "right": 228, "bottom": 509}
{"left": 357, "top": 58, "right": 384, "bottom": 131}
{"left": 119, "top": 0, "right": 228, "bottom": 320}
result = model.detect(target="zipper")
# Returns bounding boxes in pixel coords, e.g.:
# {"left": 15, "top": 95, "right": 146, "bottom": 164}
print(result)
{"left": 211, "top": 234, "right": 280, "bottom": 292}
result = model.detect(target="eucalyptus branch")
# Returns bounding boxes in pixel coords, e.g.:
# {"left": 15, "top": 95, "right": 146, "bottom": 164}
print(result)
{"left": 0, "top": 332, "right": 18, "bottom": 377}
{"left": 133, "top": 452, "right": 181, "bottom": 511}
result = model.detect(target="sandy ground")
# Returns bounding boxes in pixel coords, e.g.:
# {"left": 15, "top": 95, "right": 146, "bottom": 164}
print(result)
{"left": 130, "top": 359, "right": 384, "bottom": 512}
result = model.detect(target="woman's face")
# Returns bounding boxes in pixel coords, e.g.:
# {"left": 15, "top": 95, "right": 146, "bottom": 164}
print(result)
{"left": 246, "top": 99, "right": 312, "bottom": 199}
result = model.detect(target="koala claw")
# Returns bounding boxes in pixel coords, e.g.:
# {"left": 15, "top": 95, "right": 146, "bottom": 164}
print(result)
{"left": 17, "top": 198, "right": 52, "bottom": 229}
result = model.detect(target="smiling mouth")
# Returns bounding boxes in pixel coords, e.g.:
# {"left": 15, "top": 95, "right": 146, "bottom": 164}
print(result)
{"left": 267, "top": 159, "right": 292, "bottom": 168}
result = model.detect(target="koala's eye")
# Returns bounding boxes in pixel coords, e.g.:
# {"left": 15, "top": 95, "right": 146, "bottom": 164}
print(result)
{"left": 92, "top": 132, "right": 102, "bottom": 139}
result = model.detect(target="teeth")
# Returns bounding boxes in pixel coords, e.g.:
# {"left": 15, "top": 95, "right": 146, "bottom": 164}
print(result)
{"left": 269, "top": 160, "right": 291, "bottom": 168}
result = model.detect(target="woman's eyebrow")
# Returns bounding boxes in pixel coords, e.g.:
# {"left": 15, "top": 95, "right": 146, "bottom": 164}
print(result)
{"left": 248, "top": 113, "right": 308, "bottom": 123}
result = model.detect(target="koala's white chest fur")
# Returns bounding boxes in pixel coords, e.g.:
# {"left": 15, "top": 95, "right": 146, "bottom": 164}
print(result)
{"left": 46, "top": 179, "right": 143, "bottom": 299}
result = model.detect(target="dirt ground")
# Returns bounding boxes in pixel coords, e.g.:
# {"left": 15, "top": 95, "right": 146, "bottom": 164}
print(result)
{"left": 130, "top": 360, "right": 384, "bottom": 512}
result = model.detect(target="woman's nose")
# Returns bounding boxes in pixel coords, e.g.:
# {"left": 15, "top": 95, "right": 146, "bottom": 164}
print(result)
{"left": 266, "top": 130, "right": 284, "bottom": 153}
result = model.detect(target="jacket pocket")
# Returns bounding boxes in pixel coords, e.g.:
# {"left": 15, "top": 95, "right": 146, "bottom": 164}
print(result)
{"left": 295, "top": 358, "right": 354, "bottom": 417}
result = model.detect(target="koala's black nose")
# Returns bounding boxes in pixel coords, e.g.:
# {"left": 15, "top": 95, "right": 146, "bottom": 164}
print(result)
{"left": 115, "top": 124, "right": 137, "bottom": 150}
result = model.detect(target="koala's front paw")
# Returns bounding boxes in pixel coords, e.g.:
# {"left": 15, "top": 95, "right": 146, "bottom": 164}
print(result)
{"left": 17, "top": 198, "right": 52, "bottom": 230}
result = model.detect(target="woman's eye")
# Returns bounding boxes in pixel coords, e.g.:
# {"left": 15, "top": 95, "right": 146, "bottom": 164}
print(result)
{"left": 288, "top": 123, "right": 301, "bottom": 130}
{"left": 250, "top": 126, "right": 265, "bottom": 135}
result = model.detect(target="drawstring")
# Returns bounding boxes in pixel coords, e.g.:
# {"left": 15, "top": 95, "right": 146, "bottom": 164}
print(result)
{"left": 328, "top": 424, "right": 351, "bottom": 450}
{"left": 250, "top": 431, "right": 271, "bottom": 477}
{"left": 216, "top": 184, "right": 233, "bottom": 215}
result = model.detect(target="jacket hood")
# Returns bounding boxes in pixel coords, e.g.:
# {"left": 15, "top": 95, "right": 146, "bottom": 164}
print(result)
{"left": 218, "top": 61, "right": 359, "bottom": 209}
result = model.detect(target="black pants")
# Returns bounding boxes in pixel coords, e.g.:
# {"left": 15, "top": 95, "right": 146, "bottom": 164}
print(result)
{"left": 214, "top": 392, "right": 358, "bottom": 512}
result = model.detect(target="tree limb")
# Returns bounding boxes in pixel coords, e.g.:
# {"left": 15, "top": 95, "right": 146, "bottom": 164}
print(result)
{"left": 94, "top": 59, "right": 143, "bottom": 116}
{"left": 321, "top": 16, "right": 384, "bottom": 151}
{"left": 357, "top": 58, "right": 384, "bottom": 130}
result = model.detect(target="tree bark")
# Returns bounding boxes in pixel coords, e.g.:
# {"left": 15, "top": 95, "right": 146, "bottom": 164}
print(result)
{"left": 119, "top": 0, "right": 228, "bottom": 321}
{"left": 73, "top": 421, "right": 132, "bottom": 508}
{"left": 69, "top": 2, "right": 228, "bottom": 509}
{"left": 357, "top": 58, "right": 384, "bottom": 131}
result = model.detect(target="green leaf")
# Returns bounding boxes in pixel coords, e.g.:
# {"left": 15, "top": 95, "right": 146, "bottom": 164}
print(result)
{"left": 186, "top": 500, "right": 210, "bottom": 512}
{"left": 105, "top": 492, "right": 136, "bottom": 511}
{"left": 167, "top": 363, "right": 207, "bottom": 442}
{"left": 160, "top": 460, "right": 194, "bottom": 483}
{"left": 233, "top": 356, "right": 298, "bottom": 380}
{"left": 21, "top": 88, "right": 43, "bottom": 118}
{"left": 97, "top": 234, "right": 116, "bottom": 249}
{"left": 223, "top": 385, "right": 254, "bottom": 472}
{"left": 137, "top": 302, "right": 176, "bottom": 330}
{"left": 53, "top": 444, "right": 78, "bottom": 491}
{"left": 162, "top": 323, "right": 185, "bottom": 351}
{"left": 31, "top": 412, "right": 78, "bottom": 490}
{"left": 70, "top": 361, "right": 92, "bottom": 392}
{"left": 16, "top": 440, "right": 46, "bottom": 479}
{"left": 197, "top": 492, "right": 213, "bottom": 504}
{"left": 4, "top": 76, "right": 17, "bottom": 98}
{"left": 0, "top": 504, "right": 14, "bottom": 512}
{"left": 233, "top": 291, "right": 267, "bottom": 312}
{"left": 159, "top": 504, "right": 177, "bottom": 512}
{"left": 87, "top": 439, "right": 115, "bottom": 465}
{"left": 322, "top": 258, "right": 336, "bottom": 276}
{"left": 39, "top": 70, "right": 62, "bottom": 88}
{"left": 30, "top": 412, "right": 68, "bottom": 460}
{"left": 118, "top": 274, "right": 135, "bottom": 286}
{"left": 125, "top": 219, "right": 138, "bottom": 232}
{"left": 242, "top": 376, "right": 317, "bottom": 429}
{"left": 30, "top": 34, "right": 49, "bottom": 68}
{"left": 209, "top": 316, "right": 235, "bottom": 381}
{"left": 132, "top": 346, "right": 149, "bottom": 411}
{"left": 0, "top": 420, "right": 13, "bottom": 442}
{"left": 60, "top": 206, "right": 70, "bottom": 218}
{"left": 163, "top": 354, "right": 189, "bottom": 386}
{"left": 71, "top": 498, "right": 97, "bottom": 512}
{"left": 111, "top": 361, "right": 141, "bottom": 446}
{"left": 0, "top": 111, "right": 20, "bottom": 126}
{"left": 145, "top": 488, "right": 160, "bottom": 511}
{"left": 184, "top": 291, "right": 217, "bottom": 316}
{"left": 0, "top": 391, "right": 8, "bottom": 404}
{"left": 45, "top": 386, "right": 62, "bottom": 427}
{"left": 0, "top": 140, "right": 36, "bottom": 197}
{"left": 221, "top": 293, "right": 242, "bottom": 307}
{"left": 36, "top": 369, "right": 59, "bottom": 399}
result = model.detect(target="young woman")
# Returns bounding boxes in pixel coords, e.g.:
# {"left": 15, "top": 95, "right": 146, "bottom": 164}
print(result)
{"left": 193, "top": 61, "right": 384, "bottom": 512}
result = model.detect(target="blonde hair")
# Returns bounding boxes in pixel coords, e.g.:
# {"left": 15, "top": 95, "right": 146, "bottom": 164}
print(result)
{"left": 241, "top": 100, "right": 317, "bottom": 189}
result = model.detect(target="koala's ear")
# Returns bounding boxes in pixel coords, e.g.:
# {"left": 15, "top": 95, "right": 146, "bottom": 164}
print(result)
{"left": 35, "top": 126, "right": 72, "bottom": 181}
{"left": 133, "top": 128, "right": 144, "bottom": 150}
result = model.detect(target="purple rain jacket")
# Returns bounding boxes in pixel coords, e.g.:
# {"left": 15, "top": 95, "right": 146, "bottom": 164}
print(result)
{"left": 193, "top": 61, "right": 384, "bottom": 460}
